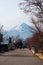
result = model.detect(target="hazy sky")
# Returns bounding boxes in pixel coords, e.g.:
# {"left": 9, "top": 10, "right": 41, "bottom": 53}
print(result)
{"left": 0, "top": 0, "right": 32, "bottom": 30}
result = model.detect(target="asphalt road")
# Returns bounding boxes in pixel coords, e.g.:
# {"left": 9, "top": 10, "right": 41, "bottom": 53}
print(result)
{"left": 0, "top": 48, "right": 43, "bottom": 65}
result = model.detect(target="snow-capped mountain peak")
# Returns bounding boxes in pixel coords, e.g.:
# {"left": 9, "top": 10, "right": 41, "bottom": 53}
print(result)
{"left": 15, "top": 23, "right": 31, "bottom": 32}
{"left": 15, "top": 24, "right": 23, "bottom": 32}
{"left": 3, "top": 23, "right": 35, "bottom": 39}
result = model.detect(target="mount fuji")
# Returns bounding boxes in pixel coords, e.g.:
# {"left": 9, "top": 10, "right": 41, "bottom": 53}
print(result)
{"left": 3, "top": 23, "right": 36, "bottom": 39}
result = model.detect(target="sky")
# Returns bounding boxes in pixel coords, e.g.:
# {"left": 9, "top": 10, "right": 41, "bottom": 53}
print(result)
{"left": 0, "top": 0, "right": 32, "bottom": 30}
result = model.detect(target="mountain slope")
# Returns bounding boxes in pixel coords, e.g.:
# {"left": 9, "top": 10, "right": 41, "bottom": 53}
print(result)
{"left": 7, "top": 23, "right": 35, "bottom": 39}
{"left": 16, "top": 23, "right": 35, "bottom": 39}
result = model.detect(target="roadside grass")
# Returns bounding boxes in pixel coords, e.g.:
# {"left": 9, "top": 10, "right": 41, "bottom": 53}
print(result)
{"left": 31, "top": 49, "right": 43, "bottom": 61}
{"left": 35, "top": 53, "right": 43, "bottom": 61}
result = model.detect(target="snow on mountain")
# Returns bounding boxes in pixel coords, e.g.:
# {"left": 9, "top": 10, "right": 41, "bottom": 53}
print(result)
{"left": 8, "top": 23, "right": 35, "bottom": 39}
{"left": 15, "top": 24, "right": 23, "bottom": 32}
{"left": 16, "top": 23, "right": 35, "bottom": 39}
{"left": 3, "top": 23, "right": 36, "bottom": 39}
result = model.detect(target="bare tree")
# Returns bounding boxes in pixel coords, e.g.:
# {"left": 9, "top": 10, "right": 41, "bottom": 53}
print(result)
{"left": 0, "top": 24, "right": 3, "bottom": 43}
{"left": 19, "top": 0, "right": 43, "bottom": 31}
{"left": 19, "top": 0, "right": 43, "bottom": 49}
{"left": 0, "top": 24, "right": 3, "bottom": 32}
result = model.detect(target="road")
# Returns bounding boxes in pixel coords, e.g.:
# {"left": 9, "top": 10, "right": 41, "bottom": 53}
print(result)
{"left": 0, "top": 48, "right": 43, "bottom": 65}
